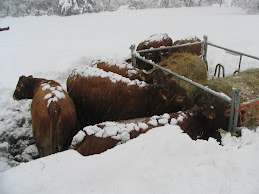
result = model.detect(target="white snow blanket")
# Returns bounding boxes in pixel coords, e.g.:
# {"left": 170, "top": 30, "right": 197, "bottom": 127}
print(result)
{"left": 0, "top": 6, "right": 259, "bottom": 194}
{"left": 1, "top": 126, "right": 259, "bottom": 194}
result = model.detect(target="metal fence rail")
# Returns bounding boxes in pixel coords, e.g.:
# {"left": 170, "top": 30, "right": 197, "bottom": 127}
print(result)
{"left": 135, "top": 54, "right": 231, "bottom": 103}
{"left": 242, "top": 98, "right": 259, "bottom": 106}
{"left": 207, "top": 41, "right": 259, "bottom": 74}
{"left": 208, "top": 42, "right": 259, "bottom": 61}
{"left": 134, "top": 54, "right": 239, "bottom": 133}
{"left": 130, "top": 35, "right": 259, "bottom": 133}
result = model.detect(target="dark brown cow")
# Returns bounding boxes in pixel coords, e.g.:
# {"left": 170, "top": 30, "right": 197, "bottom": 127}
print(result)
{"left": 71, "top": 98, "right": 233, "bottom": 156}
{"left": 13, "top": 76, "right": 77, "bottom": 157}
{"left": 170, "top": 37, "right": 202, "bottom": 56}
{"left": 136, "top": 33, "right": 173, "bottom": 70}
{"left": 67, "top": 66, "right": 194, "bottom": 129}
{"left": 142, "top": 69, "right": 169, "bottom": 85}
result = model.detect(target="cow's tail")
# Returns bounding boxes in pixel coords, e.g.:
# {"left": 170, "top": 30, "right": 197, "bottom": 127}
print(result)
{"left": 48, "top": 101, "right": 60, "bottom": 154}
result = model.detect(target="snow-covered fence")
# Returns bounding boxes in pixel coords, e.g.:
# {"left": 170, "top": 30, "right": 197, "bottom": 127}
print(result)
{"left": 130, "top": 36, "right": 259, "bottom": 133}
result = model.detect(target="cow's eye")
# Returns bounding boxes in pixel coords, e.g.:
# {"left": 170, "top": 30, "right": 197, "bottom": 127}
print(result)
{"left": 224, "top": 109, "right": 231, "bottom": 118}
{"left": 176, "top": 96, "right": 184, "bottom": 102}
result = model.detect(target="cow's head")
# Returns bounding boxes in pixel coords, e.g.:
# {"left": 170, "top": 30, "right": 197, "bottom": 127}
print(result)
{"left": 13, "top": 75, "right": 35, "bottom": 100}
{"left": 141, "top": 69, "right": 168, "bottom": 85}
{"left": 200, "top": 105, "right": 222, "bottom": 142}
{"left": 159, "top": 80, "right": 194, "bottom": 111}
{"left": 197, "top": 98, "right": 237, "bottom": 142}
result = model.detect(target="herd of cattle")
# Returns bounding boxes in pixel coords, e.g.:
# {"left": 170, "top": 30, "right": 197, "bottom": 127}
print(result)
{"left": 13, "top": 34, "right": 242, "bottom": 158}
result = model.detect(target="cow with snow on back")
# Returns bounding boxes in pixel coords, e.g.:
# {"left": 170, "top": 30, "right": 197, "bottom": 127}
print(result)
{"left": 67, "top": 65, "right": 194, "bottom": 129}
{"left": 71, "top": 98, "right": 232, "bottom": 156}
{"left": 136, "top": 33, "right": 173, "bottom": 70}
{"left": 89, "top": 59, "right": 148, "bottom": 81}
{"left": 89, "top": 59, "right": 169, "bottom": 85}
{"left": 13, "top": 76, "right": 77, "bottom": 157}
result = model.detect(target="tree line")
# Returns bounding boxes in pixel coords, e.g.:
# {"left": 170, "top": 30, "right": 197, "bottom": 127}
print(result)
{"left": 0, "top": 0, "right": 258, "bottom": 18}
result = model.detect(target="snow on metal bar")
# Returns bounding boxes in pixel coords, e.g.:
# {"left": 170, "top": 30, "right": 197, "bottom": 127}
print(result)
{"left": 242, "top": 98, "right": 259, "bottom": 106}
{"left": 239, "top": 98, "right": 259, "bottom": 126}
{"left": 135, "top": 54, "right": 232, "bottom": 104}
{"left": 137, "top": 42, "right": 204, "bottom": 54}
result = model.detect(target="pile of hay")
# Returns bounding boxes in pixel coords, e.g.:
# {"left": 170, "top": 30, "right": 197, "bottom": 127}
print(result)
{"left": 158, "top": 53, "right": 208, "bottom": 90}
{"left": 191, "top": 68, "right": 259, "bottom": 129}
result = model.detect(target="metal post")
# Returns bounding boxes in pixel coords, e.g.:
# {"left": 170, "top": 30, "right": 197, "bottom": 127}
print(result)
{"left": 228, "top": 89, "right": 237, "bottom": 132}
{"left": 237, "top": 55, "right": 243, "bottom": 73}
{"left": 130, "top": 45, "right": 137, "bottom": 68}
{"left": 228, "top": 89, "right": 242, "bottom": 133}
{"left": 232, "top": 90, "right": 242, "bottom": 134}
{"left": 202, "top": 35, "right": 208, "bottom": 70}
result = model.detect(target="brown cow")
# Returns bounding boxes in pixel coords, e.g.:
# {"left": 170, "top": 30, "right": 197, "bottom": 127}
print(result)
{"left": 71, "top": 98, "right": 232, "bottom": 156}
{"left": 136, "top": 33, "right": 173, "bottom": 70}
{"left": 13, "top": 76, "right": 77, "bottom": 157}
{"left": 142, "top": 69, "right": 169, "bottom": 85}
{"left": 170, "top": 36, "right": 202, "bottom": 56}
{"left": 67, "top": 66, "right": 194, "bottom": 129}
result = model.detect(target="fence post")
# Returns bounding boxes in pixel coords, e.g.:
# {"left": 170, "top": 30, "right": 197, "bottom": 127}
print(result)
{"left": 130, "top": 44, "right": 137, "bottom": 68}
{"left": 234, "top": 55, "right": 243, "bottom": 74}
{"left": 228, "top": 89, "right": 236, "bottom": 132}
{"left": 232, "top": 90, "right": 242, "bottom": 134}
{"left": 202, "top": 35, "right": 208, "bottom": 70}
{"left": 228, "top": 89, "right": 242, "bottom": 133}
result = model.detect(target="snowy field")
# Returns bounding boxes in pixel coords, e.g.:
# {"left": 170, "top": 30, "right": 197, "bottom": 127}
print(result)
{"left": 0, "top": 5, "right": 259, "bottom": 194}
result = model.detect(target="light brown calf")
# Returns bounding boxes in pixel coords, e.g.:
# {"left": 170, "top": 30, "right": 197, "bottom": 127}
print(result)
{"left": 13, "top": 76, "right": 77, "bottom": 157}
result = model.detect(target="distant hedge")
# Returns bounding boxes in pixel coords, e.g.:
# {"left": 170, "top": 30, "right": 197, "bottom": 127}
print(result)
{"left": 1, "top": 0, "right": 257, "bottom": 18}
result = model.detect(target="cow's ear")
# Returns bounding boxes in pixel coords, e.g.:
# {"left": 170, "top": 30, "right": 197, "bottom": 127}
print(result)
{"left": 19, "top": 75, "right": 26, "bottom": 81}
{"left": 141, "top": 74, "right": 147, "bottom": 82}
{"left": 202, "top": 107, "right": 216, "bottom": 120}
{"left": 167, "top": 74, "right": 174, "bottom": 81}
{"left": 202, "top": 103, "right": 208, "bottom": 108}
{"left": 224, "top": 108, "right": 231, "bottom": 118}
{"left": 159, "top": 88, "right": 168, "bottom": 101}
{"left": 153, "top": 79, "right": 158, "bottom": 85}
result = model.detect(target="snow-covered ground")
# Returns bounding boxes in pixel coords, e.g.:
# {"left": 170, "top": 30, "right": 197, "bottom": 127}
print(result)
{"left": 0, "top": 6, "right": 259, "bottom": 194}
{"left": 1, "top": 127, "right": 259, "bottom": 194}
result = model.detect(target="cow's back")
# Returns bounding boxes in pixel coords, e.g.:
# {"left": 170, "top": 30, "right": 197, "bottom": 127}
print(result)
{"left": 67, "top": 74, "right": 147, "bottom": 128}
{"left": 31, "top": 82, "right": 77, "bottom": 157}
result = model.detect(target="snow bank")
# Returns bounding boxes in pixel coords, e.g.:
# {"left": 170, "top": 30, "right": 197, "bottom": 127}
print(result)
{"left": 1, "top": 126, "right": 259, "bottom": 194}
{"left": 71, "top": 113, "right": 177, "bottom": 146}
{"left": 0, "top": 6, "right": 259, "bottom": 193}
{"left": 0, "top": 6, "right": 258, "bottom": 88}
{"left": 0, "top": 88, "right": 36, "bottom": 172}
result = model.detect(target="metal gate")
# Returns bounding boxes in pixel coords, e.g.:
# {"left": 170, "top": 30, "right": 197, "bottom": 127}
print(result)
{"left": 130, "top": 35, "right": 259, "bottom": 133}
